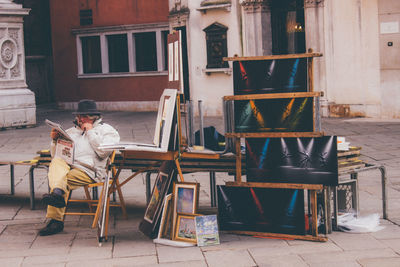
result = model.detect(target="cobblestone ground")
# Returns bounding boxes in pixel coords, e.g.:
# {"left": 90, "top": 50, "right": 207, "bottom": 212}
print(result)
{"left": 0, "top": 106, "right": 400, "bottom": 266}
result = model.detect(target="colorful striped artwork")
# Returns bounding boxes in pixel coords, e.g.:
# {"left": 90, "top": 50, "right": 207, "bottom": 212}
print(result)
{"left": 234, "top": 97, "right": 314, "bottom": 132}
{"left": 233, "top": 58, "right": 308, "bottom": 95}
{"left": 245, "top": 136, "right": 338, "bottom": 186}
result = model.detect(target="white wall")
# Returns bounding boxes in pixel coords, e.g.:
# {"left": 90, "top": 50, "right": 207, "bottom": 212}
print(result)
{"left": 323, "top": 0, "right": 381, "bottom": 117}
{"left": 379, "top": 0, "right": 400, "bottom": 118}
{"left": 186, "top": 1, "right": 242, "bottom": 116}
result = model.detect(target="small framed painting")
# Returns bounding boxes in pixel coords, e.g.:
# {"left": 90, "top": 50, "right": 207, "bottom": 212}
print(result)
{"left": 195, "top": 215, "right": 220, "bottom": 247}
{"left": 174, "top": 213, "right": 199, "bottom": 243}
{"left": 172, "top": 182, "right": 199, "bottom": 234}
{"left": 158, "top": 194, "right": 174, "bottom": 239}
{"left": 144, "top": 171, "right": 170, "bottom": 223}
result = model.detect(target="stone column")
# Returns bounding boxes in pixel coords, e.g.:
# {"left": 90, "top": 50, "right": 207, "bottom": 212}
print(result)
{"left": 0, "top": 0, "right": 35, "bottom": 128}
{"left": 304, "top": 0, "right": 328, "bottom": 115}
{"left": 241, "top": 0, "right": 272, "bottom": 56}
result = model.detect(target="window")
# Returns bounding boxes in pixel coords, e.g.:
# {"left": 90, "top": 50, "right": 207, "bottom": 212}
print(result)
{"left": 203, "top": 22, "right": 229, "bottom": 69}
{"left": 81, "top": 36, "right": 102, "bottom": 73}
{"left": 107, "top": 34, "right": 129, "bottom": 72}
{"left": 75, "top": 24, "right": 169, "bottom": 77}
{"left": 135, "top": 32, "right": 157, "bottom": 72}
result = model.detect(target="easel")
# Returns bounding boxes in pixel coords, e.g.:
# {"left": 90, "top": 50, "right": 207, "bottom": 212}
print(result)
{"left": 96, "top": 91, "right": 186, "bottom": 242}
{"left": 223, "top": 52, "right": 329, "bottom": 242}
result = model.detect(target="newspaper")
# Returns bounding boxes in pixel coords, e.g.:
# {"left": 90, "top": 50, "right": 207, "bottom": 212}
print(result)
{"left": 45, "top": 119, "right": 73, "bottom": 141}
{"left": 45, "top": 119, "right": 74, "bottom": 164}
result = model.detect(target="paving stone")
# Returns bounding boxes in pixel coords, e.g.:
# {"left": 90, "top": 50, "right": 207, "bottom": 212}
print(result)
{"left": 66, "top": 255, "right": 158, "bottom": 267}
{"left": 0, "top": 257, "right": 24, "bottom": 267}
{"left": 256, "top": 254, "right": 308, "bottom": 267}
{"left": 380, "top": 239, "right": 400, "bottom": 254}
{"left": 31, "top": 232, "right": 75, "bottom": 249}
{"left": 113, "top": 238, "right": 156, "bottom": 258}
{"left": 328, "top": 232, "right": 387, "bottom": 251}
{"left": 308, "top": 261, "right": 361, "bottom": 267}
{"left": 201, "top": 234, "right": 288, "bottom": 252}
{"left": 156, "top": 245, "right": 204, "bottom": 263}
{"left": 357, "top": 257, "right": 400, "bottom": 267}
{"left": 203, "top": 249, "right": 257, "bottom": 267}
{"left": 0, "top": 247, "right": 69, "bottom": 258}
{"left": 371, "top": 224, "right": 400, "bottom": 240}
{"left": 145, "top": 260, "right": 208, "bottom": 267}
{"left": 300, "top": 248, "right": 397, "bottom": 264}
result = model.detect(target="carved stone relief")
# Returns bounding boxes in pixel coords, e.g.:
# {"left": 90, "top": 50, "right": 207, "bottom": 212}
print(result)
{"left": 241, "top": 0, "right": 271, "bottom": 13}
{"left": 304, "top": 0, "right": 324, "bottom": 8}
{"left": 0, "top": 26, "right": 22, "bottom": 80}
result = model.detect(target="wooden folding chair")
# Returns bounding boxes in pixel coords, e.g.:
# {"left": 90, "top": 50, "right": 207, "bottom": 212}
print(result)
{"left": 64, "top": 151, "right": 127, "bottom": 228}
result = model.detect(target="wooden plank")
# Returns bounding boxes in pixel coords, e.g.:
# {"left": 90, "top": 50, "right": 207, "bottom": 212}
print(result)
{"left": 181, "top": 151, "right": 220, "bottom": 160}
{"left": 227, "top": 231, "right": 327, "bottom": 242}
{"left": 223, "top": 91, "right": 322, "bottom": 101}
{"left": 225, "top": 182, "right": 323, "bottom": 190}
{"left": 310, "top": 190, "right": 318, "bottom": 237}
{"left": 223, "top": 52, "right": 323, "bottom": 62}
{"left": 225, "top": 132, "right": 324, "bottom": 138}
{"left": 121, "top": 151, "right": 177, "bottom": 161}
{"left": 235, "top": 138, "right": 242, "bottom": 183}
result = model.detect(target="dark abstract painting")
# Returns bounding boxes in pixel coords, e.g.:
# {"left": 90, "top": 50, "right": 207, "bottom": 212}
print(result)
{"left": 234, "top": 97, "right": 314, "bottom": 132}
{"left": 246, "top": 136, "right": 338, "bottom": 186}
{"left": 233, "top": 58, "right": 308, "bottom": 95}
{"left": 217, "top": 185, "right": 305, "bottom": 235}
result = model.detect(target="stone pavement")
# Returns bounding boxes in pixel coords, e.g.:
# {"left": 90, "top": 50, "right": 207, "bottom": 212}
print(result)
{"left": 1, "top": 105, "right": 400, "bottom": 266}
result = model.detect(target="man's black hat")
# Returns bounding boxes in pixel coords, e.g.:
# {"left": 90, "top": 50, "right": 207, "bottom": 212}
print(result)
{"left": 73, "top": 99, "right": 101, "bottom": 115}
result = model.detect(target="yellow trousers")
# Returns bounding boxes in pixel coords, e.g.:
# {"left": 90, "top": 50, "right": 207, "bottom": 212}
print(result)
{"left": 46, "top": 157, "right": 95, "bottom": 221}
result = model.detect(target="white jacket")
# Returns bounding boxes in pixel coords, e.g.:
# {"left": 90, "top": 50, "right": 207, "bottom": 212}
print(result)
{"left": 51, "top": 118, "right": 120, "bottom": 182}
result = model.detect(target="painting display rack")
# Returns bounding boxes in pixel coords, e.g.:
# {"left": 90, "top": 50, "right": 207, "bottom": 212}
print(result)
{"left": 222, "top": 52, "right": 329, "bottom": 242}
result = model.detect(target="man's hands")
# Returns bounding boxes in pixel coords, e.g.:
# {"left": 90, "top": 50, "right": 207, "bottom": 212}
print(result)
{"left": 81, "top": 122, "right": 93, "bottom": 132}
{"left": 77, "top": 115, "right": 95, "bottom": 133}
{"left": 50, "top": 128, "right": 61, "bottom": 140}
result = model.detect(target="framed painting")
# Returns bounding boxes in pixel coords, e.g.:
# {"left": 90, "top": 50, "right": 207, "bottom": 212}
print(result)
{"left": 139, "top": 161, "right": 176, "bottom": 238}
{"left": 158, "top": 194, "right": 174, "bottom": 240}
{"left": 234, "top": 97, "right": 314, "bottom": 133}
{"left": 195, "top": 215, "right": 220, "bottom": 247}
{"left": 233, "top": 58, "right": 308, "bottom": 95}
{"left": 174, "top": 213, "right": 199, "bottom": 243}
{"left": 246, "top": 136, "right": 338, "bottom": 186}
{"left": 217, "top": 185, "right": 305, "bottom": 235}
{"left": 153, "top": 89, "right": 177, "bottom": 151}
{"left": 144, "top": 171, "right": 170, "bottom": 223}
{"left": 172, "top": 182, "right": 199, "bottom": 235}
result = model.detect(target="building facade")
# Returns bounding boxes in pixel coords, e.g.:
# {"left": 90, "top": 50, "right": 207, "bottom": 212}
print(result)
{"left": 47, "top": 0, "right": 400, "bottom": 118}
{"left": 170, "top": 0, "right": 400, "bottom": 118}
{"left": 49, "top": 0, "right": 170, "bottom": 111}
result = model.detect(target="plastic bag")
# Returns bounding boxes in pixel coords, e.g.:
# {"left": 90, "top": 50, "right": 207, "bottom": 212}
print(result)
{"left": 337, "top": 213, "right": 384, "bottom": 233}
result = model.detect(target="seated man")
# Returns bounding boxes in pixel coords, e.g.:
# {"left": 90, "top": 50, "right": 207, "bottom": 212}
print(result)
{"left": 39, "top": 99, "right": 120, "bottom": 236}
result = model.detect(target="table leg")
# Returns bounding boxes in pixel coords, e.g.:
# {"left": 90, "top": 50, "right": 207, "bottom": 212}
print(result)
{"left": 29, "top": 166, "right": 35, "bottom": 210}
{"left": 146, "top": 172, "right": 151, "bottom": 204}
{"left": 10, "top": 164, "right": 14, "bottom": 195}
{"left": 210, "top": 171, "right": 216, "bottom": 207}
{"left": 379, "top": 166, "right": 387, "bottom": 219}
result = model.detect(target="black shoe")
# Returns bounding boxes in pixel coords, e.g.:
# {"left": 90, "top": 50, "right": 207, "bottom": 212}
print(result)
{"left": 38, "top": 219, "right": 64, "bottom": 236}
{"left": 42, "top": 192, "right": 66, "bottom": 208}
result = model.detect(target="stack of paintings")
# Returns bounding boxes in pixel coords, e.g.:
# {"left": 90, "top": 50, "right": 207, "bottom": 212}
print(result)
{"left": 221, "top": 53, "right": 334, "bottom": 241}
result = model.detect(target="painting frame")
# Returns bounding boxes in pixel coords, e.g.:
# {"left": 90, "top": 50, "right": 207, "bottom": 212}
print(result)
{"left": 195, "top": 215, "right": 220, "bottom": 247}
{"left": 153, "top": 89, "right": 177, "bottom": 151}
{"left": 139, "top": 161, "right": 176, "bottom": 239}
{"left": 173, "top": 212, "right": 199, "bottom": 243}
{"left": 157, "top": 193, "right": 174, "bottom": 240}
{"left": 144, "top": 171, "right": 170, "bottom": 224}
{"left": 172, "top": 182, "right": 199, "bottom": 236}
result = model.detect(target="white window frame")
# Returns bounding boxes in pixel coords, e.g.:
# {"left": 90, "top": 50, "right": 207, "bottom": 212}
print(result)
{"left": 73, "top": 23, "right": 169, "bottom": 78}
